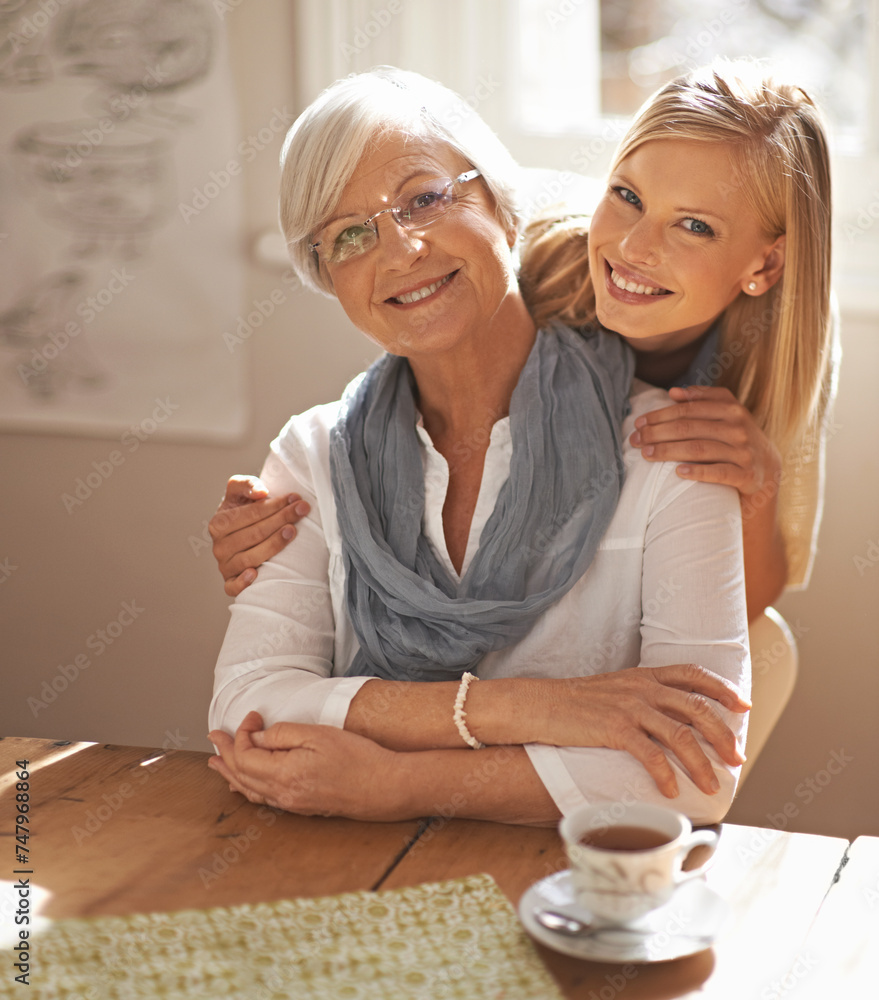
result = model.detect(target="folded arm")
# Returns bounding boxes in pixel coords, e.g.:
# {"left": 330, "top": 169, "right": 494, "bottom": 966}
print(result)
{"left": 211, "top": 415, "right": 749, "bottom": 824}
{"left": 209, "top": 712, "right": 561, "bottom": 826}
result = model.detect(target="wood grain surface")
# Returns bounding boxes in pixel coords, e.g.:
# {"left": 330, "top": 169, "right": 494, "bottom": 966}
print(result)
{"left": 0, "top": 737, "right": 855, "bottom": 998}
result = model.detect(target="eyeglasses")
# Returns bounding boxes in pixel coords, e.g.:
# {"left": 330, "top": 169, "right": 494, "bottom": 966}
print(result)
{"left": 308, "top": 169, "right": 481, "bottom": 265}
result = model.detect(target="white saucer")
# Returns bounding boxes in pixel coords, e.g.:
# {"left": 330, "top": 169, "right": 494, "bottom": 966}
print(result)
{"left": 519, "top": 870, "right": 729, "bottom": 963}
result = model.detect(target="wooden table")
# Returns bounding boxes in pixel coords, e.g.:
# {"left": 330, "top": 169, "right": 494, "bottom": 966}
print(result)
{"left": 784, "top": 835, "right": 879, "bottom": 999}
{"left": 0, "top": 737, "right": 861, "bottom": 998}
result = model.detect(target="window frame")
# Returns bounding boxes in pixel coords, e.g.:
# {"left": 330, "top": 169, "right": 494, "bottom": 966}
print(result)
{"left": 290, "top": 0, "right": 879, "bottom": 314}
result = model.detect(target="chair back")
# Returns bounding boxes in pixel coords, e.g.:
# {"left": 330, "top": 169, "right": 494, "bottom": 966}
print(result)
{"left": 739, "top": 608, "right": 799, "bottom": 786}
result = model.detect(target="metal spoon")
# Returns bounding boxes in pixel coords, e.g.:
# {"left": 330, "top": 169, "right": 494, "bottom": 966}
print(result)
{"left": 534, "top": 909, "right": 646, "bottom": 937}
{"left": 534, "top": 908, "right": 714, "bottom": 945}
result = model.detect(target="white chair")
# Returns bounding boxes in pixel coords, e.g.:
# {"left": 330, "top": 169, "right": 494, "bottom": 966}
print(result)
{"left": 738, "top": 608, "right": 799, "bottom": 786}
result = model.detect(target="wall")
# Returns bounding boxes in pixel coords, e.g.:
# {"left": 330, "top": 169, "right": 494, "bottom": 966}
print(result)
{"left": 0, "top": 1, "right": 376, "bottom": 755}
{"left": 726, "top": 307, "right": 879, "bottom": 839}
{"left": 1, "top": 1, "right": 876, "bottom": 840}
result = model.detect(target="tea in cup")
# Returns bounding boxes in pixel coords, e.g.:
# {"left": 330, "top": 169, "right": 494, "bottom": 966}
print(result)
{"left": 559, "top": 802, "right": 718, "bottom": 924}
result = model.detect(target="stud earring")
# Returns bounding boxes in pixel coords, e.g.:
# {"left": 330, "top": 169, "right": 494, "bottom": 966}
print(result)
{"left": 748, "top": 281, "right": 758, "bottom": 292}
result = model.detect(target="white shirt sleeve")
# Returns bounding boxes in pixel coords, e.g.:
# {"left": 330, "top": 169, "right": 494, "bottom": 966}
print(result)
{"left": 525, "top": 474, "right": 750, "bottom": 826}
{"left": 208, "top": 413, "right": 373, "bottom": 736}
{"left": 210, "top": 389, "right": 750, "bottom": 826}
{"left": 209, "top": 402, "right": 513, "bottom": 738}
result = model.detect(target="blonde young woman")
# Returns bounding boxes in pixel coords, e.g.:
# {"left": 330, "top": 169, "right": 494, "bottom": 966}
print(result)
{"left": 211, "top": 62, "right": 838, "bottom": 627}
{"left": 520, "top": 66, "right": 837, "bottom": 623}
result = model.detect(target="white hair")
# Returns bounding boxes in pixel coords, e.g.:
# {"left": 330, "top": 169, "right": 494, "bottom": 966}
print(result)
{"left": 279, "top": 66, "right": 522, "bottom": 295}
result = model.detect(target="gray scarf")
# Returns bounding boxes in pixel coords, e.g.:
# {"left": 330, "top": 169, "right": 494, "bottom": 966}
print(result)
{"left": 329, "top": 322, "right": 634, "bottom": 681}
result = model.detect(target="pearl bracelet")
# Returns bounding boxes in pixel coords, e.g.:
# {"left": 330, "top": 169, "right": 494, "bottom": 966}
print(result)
{"left": 453, "top": 671, "right": 486, "bottom": 749}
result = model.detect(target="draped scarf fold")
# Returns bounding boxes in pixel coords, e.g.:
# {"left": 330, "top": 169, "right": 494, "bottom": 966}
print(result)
{"left": 329, "top": 322, "right": 634, "bottom": 681}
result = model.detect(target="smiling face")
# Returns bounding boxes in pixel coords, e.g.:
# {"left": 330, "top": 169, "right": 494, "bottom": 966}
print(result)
{"left": 588, "top": 139, "right": 785, "bottom": 353}
{"left": 320, "top": 132, "right": 523, "bottom": 362}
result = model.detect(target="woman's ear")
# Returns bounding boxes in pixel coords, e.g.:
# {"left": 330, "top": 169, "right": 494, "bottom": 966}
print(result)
{"left": 743, "top": 235, "right": 786, "bottom": 295}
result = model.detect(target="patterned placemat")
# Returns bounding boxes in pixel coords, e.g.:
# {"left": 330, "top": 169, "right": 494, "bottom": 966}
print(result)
{"left": 1, "top": 873, "right": 564, "bottom": 999}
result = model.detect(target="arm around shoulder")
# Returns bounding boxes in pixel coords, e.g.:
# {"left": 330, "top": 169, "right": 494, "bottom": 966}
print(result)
{"left": 209, "top": 410, "right": 367, "bottom": 735}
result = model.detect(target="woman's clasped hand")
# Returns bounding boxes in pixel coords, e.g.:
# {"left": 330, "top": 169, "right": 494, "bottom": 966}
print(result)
{"left": 209, "top": 664, "right": 749, "bottom": 820}
{"left": 209, "top": 712, "right": 401, "bottom": 821}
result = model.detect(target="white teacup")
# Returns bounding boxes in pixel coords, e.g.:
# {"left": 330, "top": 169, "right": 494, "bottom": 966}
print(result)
{"left": 559, "top": 802, "right": 718, "bottom": 925}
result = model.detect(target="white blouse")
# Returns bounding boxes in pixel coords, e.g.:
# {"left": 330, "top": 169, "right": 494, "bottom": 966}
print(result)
{"left": 210, "top": 378, "right": 750, "bottom": 825}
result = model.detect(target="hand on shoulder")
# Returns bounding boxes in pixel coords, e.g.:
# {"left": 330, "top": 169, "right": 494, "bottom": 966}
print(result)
{"left": 210, "top": 475, "right": 309, "bottom": 597}
{"left": 628, "top": 385, "right": 782, "bottom": 497}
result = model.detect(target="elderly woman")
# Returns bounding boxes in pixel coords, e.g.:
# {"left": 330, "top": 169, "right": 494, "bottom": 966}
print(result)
{"left": 208, "top": 67, "right": 749, "bottom": 826}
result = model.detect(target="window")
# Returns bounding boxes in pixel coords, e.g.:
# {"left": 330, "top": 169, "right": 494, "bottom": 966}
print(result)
{"left": 510, "top": 0, "right": 879, "bottom": 310}
{"left": 291, "top": 0, "right": 879, "bottom": 310}
{"left": 517, "top": 0, "right": 871, "bottom": 142}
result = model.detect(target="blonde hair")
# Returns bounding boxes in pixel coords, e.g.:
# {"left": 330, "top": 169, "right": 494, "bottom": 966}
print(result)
{"left": 279, "top": 66, "right": 521, "bottom": 296}
{"left": 520, "top": 210, "right": 595, "bottom": 329}
{"left": 520, "top": 60, "right": 834, "bottom": 451}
